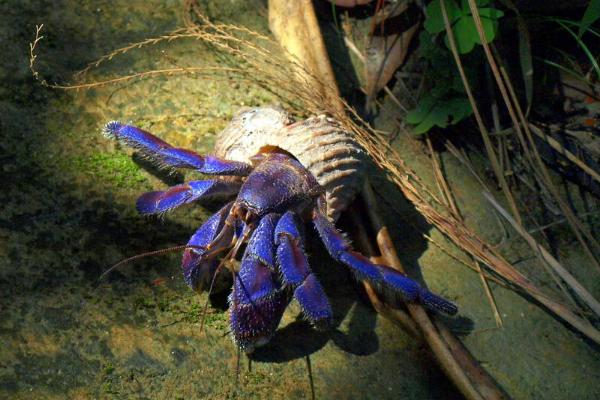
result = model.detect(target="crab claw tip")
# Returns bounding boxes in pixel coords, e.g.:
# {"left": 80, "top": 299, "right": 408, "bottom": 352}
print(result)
{"left": 102, "top": 120, "right": 123, "bottom": 138}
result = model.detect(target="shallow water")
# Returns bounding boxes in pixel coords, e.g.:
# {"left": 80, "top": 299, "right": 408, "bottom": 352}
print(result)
{"left": 1, "top": 1, "right": 599, "bottom": 399}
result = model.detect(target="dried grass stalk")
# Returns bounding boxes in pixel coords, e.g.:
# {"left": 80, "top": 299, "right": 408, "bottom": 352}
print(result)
{"left": 484, "top": 192, "right": 600, "bottom": 316}
{"left": 463, "top": 0, "right": 600, "bottom": 272}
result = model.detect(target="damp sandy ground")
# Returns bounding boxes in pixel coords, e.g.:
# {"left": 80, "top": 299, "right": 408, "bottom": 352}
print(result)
{"left": 1, "top": 1, "right": 599, "bottom": 399}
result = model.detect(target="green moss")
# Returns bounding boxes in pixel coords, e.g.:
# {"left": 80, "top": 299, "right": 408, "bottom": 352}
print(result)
{"left": 133, "top": 296, "right": 156, "bottom": 310}
{"left": 164, "top": 297, "right": 228, "bottom": 330}
{"left": 244, "top": 370, "right": 269, "bottom": 386}
{"left": 201, "top": 310, "right": 228, "bottom": 330}
{"left": 61, "top": 151, "right": 148, "bottom": 188}
{"left": 101, "top": 381, "right": 119, "bottom": 395}
{"left": 102, "top": 362, "right": 115, "bottom": 376}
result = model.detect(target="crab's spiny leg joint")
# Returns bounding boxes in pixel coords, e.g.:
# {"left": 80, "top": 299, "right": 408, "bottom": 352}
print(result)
{"left": 275, "top": 211, "right": 333, "bottom": 328}
{"left": 103, "top": 121, "right": 252, "bottom": 175}
{"left": 136, "top": 179, "right": 240, "bottom": 215}
{"left": 312, "top": 208, "right": 458, "bottom": 315}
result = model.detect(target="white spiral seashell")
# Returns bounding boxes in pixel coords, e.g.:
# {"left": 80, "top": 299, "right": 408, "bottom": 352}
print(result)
{"left": 214, "top": 106, "right": 366, "bottom": 221}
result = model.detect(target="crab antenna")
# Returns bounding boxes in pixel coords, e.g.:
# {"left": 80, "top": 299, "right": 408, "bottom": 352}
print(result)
{"left": 198, "top": 256, "right": 231, "bottom": 335}
{"left": 306, "top": 355, "right": 316, "bottom": 400}
{"left": 235, "top": 347, "right": 242, "bottom": 388}
{"left": 98, "top": 244, "right": 207, "bottom": 282}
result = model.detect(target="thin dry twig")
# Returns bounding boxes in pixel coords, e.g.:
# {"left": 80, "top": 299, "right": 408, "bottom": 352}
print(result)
{"left": 426, "top": 137, "right": 503, "bottom": 327}
{"left": 73, "top": 29, "right": 193, "bottom": 81}
{"left": 528, "top": 123, "right": 600, "bottom": 185}
{"left": 29, "top": 24, "right": 45, "bottom": 85}
{"left": 484, "top": 191, "right": 600, "bottom": 317}
{"left": 445, "top": 141, "right": 585, "bottom": 313}
{"left": 439, "top": 0, "right": 522, "bottom": 226}
{"left": 496, "top": 52, "right": 600, "bottom": 254}
{"left": 335, "top": 102, "right": 600, "bottom": 344}
{"left": 465, "top": 0, "right": 600, "bottom": 272}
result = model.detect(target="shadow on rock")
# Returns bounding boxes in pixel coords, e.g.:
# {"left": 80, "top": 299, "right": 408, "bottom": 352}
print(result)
{"left": 249, "top": 319, "right": 330, "bottom": 363}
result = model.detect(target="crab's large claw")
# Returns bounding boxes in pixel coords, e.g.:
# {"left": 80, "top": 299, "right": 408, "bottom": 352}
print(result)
{"left": 275, "top": 211, "right": 333, "bottom": 329}
{"left": 229, "top": 214, "right": 289, "bottom": 353}
{"left": 182, "top": 202, "right": 235, "bottom": 292}
{"left": 312, "top": 208, "right": 458, "bottom": 315}
{"left": 103, "top": 122, "right": 252, "bottom": 175}
{"left": 136, "top": 179, "right": 240, "bottom": 215}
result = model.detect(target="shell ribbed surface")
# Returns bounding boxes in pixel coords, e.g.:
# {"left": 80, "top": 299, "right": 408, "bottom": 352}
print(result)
{"left": 214, "top": 107, "right": 366, "bottom": 220}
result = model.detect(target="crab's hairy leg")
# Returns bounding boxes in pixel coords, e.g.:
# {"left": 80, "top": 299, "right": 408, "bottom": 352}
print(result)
{"left": 312, "top": 209, "right": 458, "bottom": 315}
{"left": 243, "top": 214, "right": 279, "bottom": 271}
{"left": 275, "top": 211, "right": 333, "bottom": 328}
{"left": 103, "top": 121, "right": 252, "bottom": 175}
{"left": 182, "top": 202, "right": 235, "bottom": 291}
{"left": 229, "top": 214, "right": 289, "bottom": 353}
{"left": 136, "top": 179, "right": 240, "bottom": 215}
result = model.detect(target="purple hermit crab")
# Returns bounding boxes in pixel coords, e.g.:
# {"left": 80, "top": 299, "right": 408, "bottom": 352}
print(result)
{"left": 103, "top": 116, "right": 457, "bottom": 352}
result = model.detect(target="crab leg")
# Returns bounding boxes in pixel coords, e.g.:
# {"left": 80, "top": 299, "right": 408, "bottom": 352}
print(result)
{"left": 229, "top": 214, "right": 289, "bottom": 352}
{"left": 103, "top": 121, "right": 252, "bottom": 175}
{"left": 182, "top": 202, "right": 235, "bottom": 291}
{"left": 136, "top": 179, "right": 240, "bottom": 215}
{"left": 275, "top": 211, "right": 333, "bottom": 328}
{"left": 312, "top": 208, "right": 458, "bottom": 315}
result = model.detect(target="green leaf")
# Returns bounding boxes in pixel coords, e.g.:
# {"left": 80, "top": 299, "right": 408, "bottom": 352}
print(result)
{"left": 414, "top": 105, "right": 451, "bottom": 134}
{"left": 408, "top": 94, "right": 472, "bottom": 134}
{"left": 430, "top": 81, "right": 454, "bottom": 98}
{"left": 451, "top": 17, "right": 479, "bottom": 53}
{"left": 475, "top": 15, "right": 501, "bottom": 44}
{"left": 406, "top": 95, "right": 437, "bottom": 124}
{"left": 427, "top": 44, "right": 455, "bottom": 72}
{"left": 413, "top": 118, "right": 438, "bottom": 134}
{"left": 477, "top": 8, "right": 504, "bottom": 20}
{"left": 452, "top": 73, "right": 466, "bottom": 92}
{"left": 424, "top": 0, "right": 461, "bottom": 34}
{"left": 445, "top": 96, "right": 473, "bottom": 122}
{"left": 406, "top": 82, "right": 455, "bottom": 125}
{"left": 579, "top": 0, "right": 600, "bottom": 38}
{"left": 444, "top": 11, "right": 501, "bottom": 54}
{"left": 461, "top": 0, "right": 492, "bottom": 11}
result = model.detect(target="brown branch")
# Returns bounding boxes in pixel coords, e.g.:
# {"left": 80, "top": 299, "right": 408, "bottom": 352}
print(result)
{"left": 362, "top": 181, "right": 507, "bottom": 400}
{"left": 347, "top": 211, "right": 423, "bottom": 340}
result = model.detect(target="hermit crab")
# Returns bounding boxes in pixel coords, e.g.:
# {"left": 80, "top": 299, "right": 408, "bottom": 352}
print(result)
{"left": 103, "top": 107, "right": 457, "bottom": 352}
